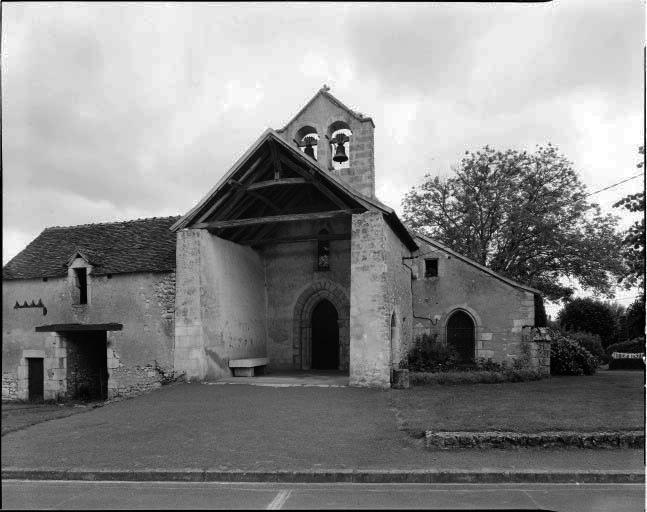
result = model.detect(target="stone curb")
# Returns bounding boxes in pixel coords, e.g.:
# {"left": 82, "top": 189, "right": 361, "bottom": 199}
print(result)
{"left": 424, "top": 431, "right": 645, "bottom": 449}
{"left": 1, "top": 468, "right": 643, "bottom": 484}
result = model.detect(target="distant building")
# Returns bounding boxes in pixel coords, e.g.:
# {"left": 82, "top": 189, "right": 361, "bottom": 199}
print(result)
{"left": 2, "top": 88, "right": 545, "bottom": 401}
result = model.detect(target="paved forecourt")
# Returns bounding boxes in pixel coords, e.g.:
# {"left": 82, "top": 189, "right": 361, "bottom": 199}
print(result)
{"left": 2, "top": 382, "right": 644, "bottom": 483}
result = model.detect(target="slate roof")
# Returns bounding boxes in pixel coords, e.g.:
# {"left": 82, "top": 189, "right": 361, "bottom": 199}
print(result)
{"left": 3, "top": 216, "right": 181, "bottom": 281}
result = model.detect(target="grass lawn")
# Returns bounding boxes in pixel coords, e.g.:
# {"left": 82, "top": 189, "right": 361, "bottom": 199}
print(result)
{"left": 1, "top": 402, "right": 96, "bottom": 436}
{"left": 391, "top": 370, "right": 645, "bottom": 435}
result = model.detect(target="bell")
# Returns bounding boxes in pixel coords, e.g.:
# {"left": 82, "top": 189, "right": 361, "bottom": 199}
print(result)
{"left": 304, "top": 144, "right": 316, "bottom": 160}
{"left": 333, "top": 142, "right": 348, "bottom": 163}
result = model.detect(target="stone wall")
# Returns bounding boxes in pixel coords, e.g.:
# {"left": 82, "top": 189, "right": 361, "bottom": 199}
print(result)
{"left": 2, "top": 373, "right": 17, "bottom": 401}
{"left": 174, "top": 229, "right": 266, "bottom": 380}
{"left": 2, "top": 270, "right": 176, "bottom": 401}
{"left": 410, "top": 238, "right": 535, "bottom": 366}
{"left": 349, "top": 211, "right": 405, "bottom": 388}
{"left": 522, "top": 326, "right": 552, "bottom": 376}
{"left": 262, "top": 218, "right": 351, "bottom": 370}
{"left": 277, "top": 92, "right": 375, "bottom": 198}
{"left": 383, "top": 218, "right": 414, "bottom": 372}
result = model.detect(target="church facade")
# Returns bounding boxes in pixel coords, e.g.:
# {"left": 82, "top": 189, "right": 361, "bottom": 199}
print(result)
{"left": 2, "top": 89, "right": 546, "bottom": 400}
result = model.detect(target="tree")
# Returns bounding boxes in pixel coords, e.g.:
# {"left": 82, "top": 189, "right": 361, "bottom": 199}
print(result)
{"left": 402, "top": 144, "right": 624, "bottom": 301}
{"left": 613, "top": 146, "right": 645, "bottom": 291}
{"left": 625, "top": 298, "right": 645, "bottom": 340}
{"left": 557, "top": 298, "right": 617, "bottom": 348}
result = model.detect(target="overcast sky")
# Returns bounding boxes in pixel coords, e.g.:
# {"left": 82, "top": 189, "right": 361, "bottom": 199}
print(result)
{"left": 2, "top": 1, "right": 644, "bottom": 308}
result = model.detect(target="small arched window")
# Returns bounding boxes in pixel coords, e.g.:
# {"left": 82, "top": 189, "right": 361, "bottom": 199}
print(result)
{"left": 317, "top": 229, "right": 330, "bottom": 271}
{"left": 328, "top": 121, "right": 352, "bottom": 170}
{"left": 296, "top": 126, "right": 319, "bottom": 161}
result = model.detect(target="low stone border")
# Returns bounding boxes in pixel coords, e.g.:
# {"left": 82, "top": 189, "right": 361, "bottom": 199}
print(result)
{"left": 424, "top": 431, "right": 645, "bottom": 449}
{"left": 1, "top": 468, "right": 643, "bottom": 484}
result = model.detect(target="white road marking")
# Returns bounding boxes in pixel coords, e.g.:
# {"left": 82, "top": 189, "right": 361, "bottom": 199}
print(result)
{"left": 266, "top": 489, "right": 292, "bottom": 509}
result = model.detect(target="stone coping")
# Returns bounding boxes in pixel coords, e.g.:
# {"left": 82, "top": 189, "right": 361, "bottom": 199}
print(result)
{"left": 425, "top": 430, "right": 645, "bottom": 449}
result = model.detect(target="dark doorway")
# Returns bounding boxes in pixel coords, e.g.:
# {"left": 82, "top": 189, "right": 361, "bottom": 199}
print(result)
{"left": 447, "top": 311, "right": 475, "bottom": 363}
{"left": 27, "top": 358, "right": 44, "bottom": 402}
{"left": 311, "top": 300, "right": 339, "bottom": 369}
{"left": 66, "top": 331, "right": 108, "bottom": 401}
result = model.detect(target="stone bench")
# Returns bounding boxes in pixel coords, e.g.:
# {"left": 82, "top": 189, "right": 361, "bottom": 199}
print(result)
{"left": 228, "top": 357, "right": 269, "bottom": 377}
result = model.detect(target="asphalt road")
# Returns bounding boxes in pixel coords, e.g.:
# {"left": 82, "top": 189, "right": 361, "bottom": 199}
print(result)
{"left": 2, "top": 480, "right": 644, "bottom": 511}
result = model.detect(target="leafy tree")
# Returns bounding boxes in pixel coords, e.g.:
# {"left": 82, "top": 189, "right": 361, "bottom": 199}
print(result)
{"left": 557, "top": 298, "right": 617, "bottom": 348}
{"left": 613, "top": 146, "right": 645, "bottom": 291}
{"left": 604, "top": 301, "right": 627, "bottom": 346}
{"left": 402, "top": 144, "right": 624, "bottom": 301}
{"left": 625, "top": 298, "right": 645, "bottom": 340}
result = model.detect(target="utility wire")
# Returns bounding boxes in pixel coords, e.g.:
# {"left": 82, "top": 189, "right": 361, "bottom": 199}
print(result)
{"left": 585, "top": 173, "right": 644, "bottom": 197}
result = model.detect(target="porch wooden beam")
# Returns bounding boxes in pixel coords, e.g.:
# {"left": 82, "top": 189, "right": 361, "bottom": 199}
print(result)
{"left": 193, "top": 210, "right": 355, "bottom": 230}
{"left": 194, "top": 152, "right": 267, "bottom": 224}
{"left": 229, "top": 179, "right": 280, "bottom": 212}
{"left": 213, "top": 188, "right": 255, "bottom": 222}
{"left": 270, "top": 141, "right": 282, "bottom": 180}
{"left": 278, "top": 155, "right": 352, "bottom": 210}
{"left": 247, "top": 178, "right": 308, "bottom": 191}
{"left": 232, "top": 186, "right": 305, "bottom": 242}
{"left": 239, "top": 233, "right": 351, "bottom": 247}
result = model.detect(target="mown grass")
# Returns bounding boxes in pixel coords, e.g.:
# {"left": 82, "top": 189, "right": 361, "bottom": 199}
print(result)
{"left": 391, "top": 370, "right": 645, "bottom": 434}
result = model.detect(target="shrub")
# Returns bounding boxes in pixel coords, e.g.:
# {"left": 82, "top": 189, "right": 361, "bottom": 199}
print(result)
{"left": 409, "top": 368, "right": 543, "bottom": 385}
{"left": 606, "top": 337, "right": 646, "bottom": 356}
{"left": 564, "top": 331, "right": 606, "bottom": 364}
{"left": 402, "top": 333, "right": 461, "bottom": 372}
{"left": 549, "top": 330, "right": 598, "bottom": 375}
{"left": 557, "top": 298, "right": 617, "bottom": 348}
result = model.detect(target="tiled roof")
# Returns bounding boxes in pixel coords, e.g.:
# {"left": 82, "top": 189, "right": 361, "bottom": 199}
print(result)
{"left": 3, "top": 216, "right": 180, "bottom": 280}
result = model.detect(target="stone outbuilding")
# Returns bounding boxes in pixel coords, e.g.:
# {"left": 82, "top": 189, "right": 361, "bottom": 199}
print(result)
{"left": 2, "top": 88, "right": 547, "bottom": 400}
{"left": 2, "top": 217, "right": 178, "bottom": 401}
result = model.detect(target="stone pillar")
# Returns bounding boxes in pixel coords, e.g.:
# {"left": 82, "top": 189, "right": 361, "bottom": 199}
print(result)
{"left": 349, "top": 211, "right": 391, "bottom": 388}
{"left": 173, "top": 229, "right": 207, "bottom": 380}
{"left": 522, "top": 326, "right": 552, "bottom": 377}
{"left": 45, "top": 334, "right": 67, "bottom": 400}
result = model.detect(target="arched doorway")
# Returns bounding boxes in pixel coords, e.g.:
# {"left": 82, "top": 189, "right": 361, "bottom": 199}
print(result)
{"left": 446, "top": 310, "right": 475, "bottom": 363}
{"left": 311, "top": 300, "right": 339, "bottom": 369}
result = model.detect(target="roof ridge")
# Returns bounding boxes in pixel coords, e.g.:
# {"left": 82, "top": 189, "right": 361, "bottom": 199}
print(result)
{"left": 44, "top": 215, "right": 181, "bottom": 231}
{"left": 276, "top": 87, "right": 375, "bottom": 133}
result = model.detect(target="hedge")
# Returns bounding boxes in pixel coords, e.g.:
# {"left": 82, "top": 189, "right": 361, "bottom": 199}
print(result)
{"left": 409, "top": 369, "right": 543, "bottom": 386}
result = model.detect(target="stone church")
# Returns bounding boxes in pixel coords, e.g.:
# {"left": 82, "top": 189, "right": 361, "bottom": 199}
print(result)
{"left": 2, "top": 88, "right": 546, "bottom": 401}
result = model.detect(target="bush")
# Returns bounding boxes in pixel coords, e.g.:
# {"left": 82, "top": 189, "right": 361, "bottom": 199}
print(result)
{"left": 606, "top": 337, "right": 646, "bottom": 356}
{"left": 409, "top": 369, "right": 543, "bottom": 385}
{"left": 557, "top": 298, "right": 617, "bottom": 348}
{"left": 402, "top": 333, "right": 462, "bottom": 372}
{"left": 564, "top": 331, "right": 606, "bottom": 364}
{"left": 549, "top": 330, "right": 598, "bottom": 375}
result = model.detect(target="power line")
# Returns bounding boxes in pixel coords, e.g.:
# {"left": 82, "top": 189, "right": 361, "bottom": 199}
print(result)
{"left": 585, "top": 173, "right": 644, "bottom": 197}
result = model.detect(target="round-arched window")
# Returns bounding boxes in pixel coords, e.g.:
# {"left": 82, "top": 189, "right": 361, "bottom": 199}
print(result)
{"left": 327, "top": 121, "right": 352, "bottom": 170}
{"left": 296, "top": 126, "right": 319, "bottom": 161}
